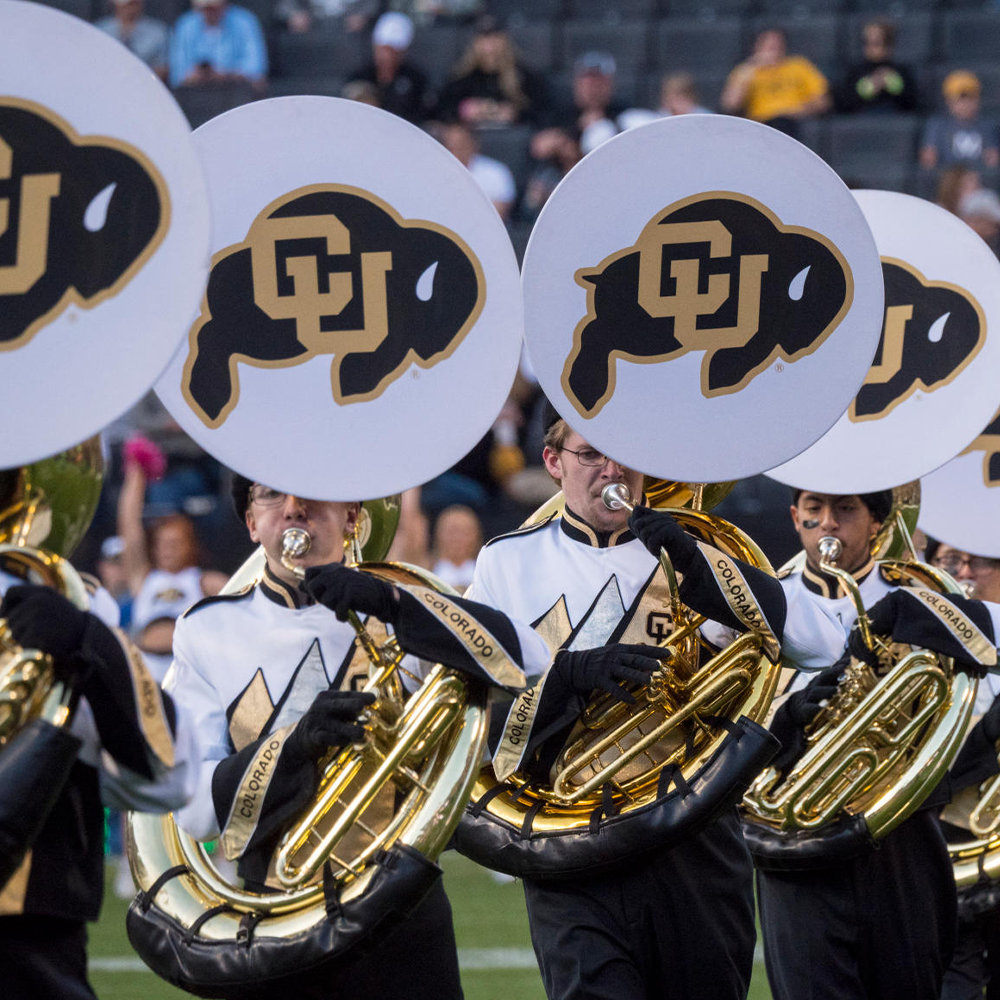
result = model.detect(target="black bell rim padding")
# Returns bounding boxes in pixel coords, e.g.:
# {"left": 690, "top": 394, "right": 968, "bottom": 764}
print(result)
{"left": 741, "top": 812, "right": 875, "bottom": 872}
{"left": 0, "top": 717, "right": 82, "bottom": 889}
{"left": 126, "top": 843, "right": 441, "bottom": 999}
{"left": 453, "top": 715, "right": 779, "bottom": 881}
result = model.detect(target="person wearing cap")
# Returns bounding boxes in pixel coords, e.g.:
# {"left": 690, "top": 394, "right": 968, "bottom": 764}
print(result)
{"left": 345, "top": 12, "right": 430, "bottom": 124}
{"left": 753, "top": 490, "right": 1000, "bottom": 1000}
{"left": 95, "top": 0, "right": 170, "bottom": 80}
{"left": 465, "top": 411, "right": 793, "bottom": 1000}
{"left": 163, "top": 474, "right": 552, "bottom": 997}
{"left": 920, "top": 71, "right": 1000, "bottom": 170}
{"left": 168, "top": 0, "right": 268, "bottom": 91}
{"left": 720, "top": 27, "right": 831, "bottom": 137}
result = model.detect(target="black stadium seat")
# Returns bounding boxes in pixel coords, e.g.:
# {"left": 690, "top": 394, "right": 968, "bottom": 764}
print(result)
{"left": 566, "top": 0, "right": 659, "bottom": 17}
{"left": 275, "top": 28, "right": 366, "bottom": 79}
{"left": 171, "top": 81, "right": 257, "bottom": 129}
{"left": 266, "top": 75, "right": 346, "bottom": 99}
{"left": 941, "top": 11, "right": 1000, "bottom": 66}
{"left": 826, "top": 114, "right": 921, "bottom": 194}
{"left": 474, "top": 125, "right": 534, "bottom": 190}
{"left": 662, "top": 0, "right": 755, "bottom": 15}
{"left": 32, "top": 0, "right": 94, "bottom": 21}
{"left": 652, "top": 17, "right": 744, "bottom": 73}
{"left": 560, "top": 19, "right": 652, "bottom": 75}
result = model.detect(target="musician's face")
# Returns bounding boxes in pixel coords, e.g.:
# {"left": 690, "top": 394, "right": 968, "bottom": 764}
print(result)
{"left": 790, "top": 492, "right": 880, "bottom": 575}
{"left": 543, "top": 430, "right": 643, "bottom": 532}
{"left": 245, "top": 486, "right": 360, "bottom": 584}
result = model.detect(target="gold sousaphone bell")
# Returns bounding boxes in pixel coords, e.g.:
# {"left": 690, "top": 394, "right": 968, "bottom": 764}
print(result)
{"left": 742, "top": 486, "right": 978, "bottom": 866}
{"left": 126, "top": 501, "right": 498, "bottom": 998}
{"left": 453, "top": 477, "right": 784, "bottom": 879}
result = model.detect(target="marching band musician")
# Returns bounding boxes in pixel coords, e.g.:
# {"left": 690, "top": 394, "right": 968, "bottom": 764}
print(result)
{"left": 0, "top": 540, "right": 199, "bottom": 997}
{"left": 755, "top": 490, "right": 1000, "bottom": 1000}
{"left": 163, "top": 475, "right": 551, "bottom": 999}
{"left": 930, "top": 540, "right": 1000, "bottom": 1000}
{"left": 467, "top": 412, "right": 790, "bottom": 1000}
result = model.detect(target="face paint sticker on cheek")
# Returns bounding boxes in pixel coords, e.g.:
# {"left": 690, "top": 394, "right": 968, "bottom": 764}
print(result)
{"left": 802, "top": 519, "right": 820, "bottom": 529}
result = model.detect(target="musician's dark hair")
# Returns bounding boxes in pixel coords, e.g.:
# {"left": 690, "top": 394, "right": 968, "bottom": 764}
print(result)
{"left": 790, "top": 488, "right": 894, "bottom": 524}
{"left": 231, "top": 473, "right": 254, "bottom": 519}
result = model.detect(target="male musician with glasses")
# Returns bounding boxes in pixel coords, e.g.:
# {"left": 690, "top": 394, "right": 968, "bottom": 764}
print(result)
{"left": 466, "top": 410, "right": 791, "bottom": 1000}
{"left": 927, "top": 539, "right": 1000, "bottom": 1000}
{"left": 162, "top": 475, "right": 551, "bottom": 999}
{"left": 754, "top": 492, "right": 1000, "bottom": 1000}
{"left": 0, "top": 555, "right": 200, "bottom": 1000}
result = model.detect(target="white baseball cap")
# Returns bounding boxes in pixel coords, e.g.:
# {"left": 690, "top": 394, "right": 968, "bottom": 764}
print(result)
{"left": 372, "top": 12, "right": 414, "bottom": 51}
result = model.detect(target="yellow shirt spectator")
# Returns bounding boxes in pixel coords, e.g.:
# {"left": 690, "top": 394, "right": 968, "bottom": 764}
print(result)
{"left": 736, "top": 57, "right": 829, "bottom": 122}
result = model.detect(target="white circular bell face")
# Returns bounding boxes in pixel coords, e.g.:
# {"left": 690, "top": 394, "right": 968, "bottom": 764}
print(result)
{"left": 155, "top": 97, "right": 523, "bottom": 500}
{"left": 771, "top": 190, "right": 1000, "bottom": 494}
{"left": 521, "top": 114, "right": 884, "bottom": 482}
{"left": 0, "top": 0, "right": 210, "bottom": 467}
{"left": 920, "top": 405, "right": 1000, "bottom": 558}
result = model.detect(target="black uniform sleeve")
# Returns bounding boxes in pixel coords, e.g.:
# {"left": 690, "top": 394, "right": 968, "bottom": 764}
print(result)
{"left": 628, "top": 507, "right": 785, "bottom": 661}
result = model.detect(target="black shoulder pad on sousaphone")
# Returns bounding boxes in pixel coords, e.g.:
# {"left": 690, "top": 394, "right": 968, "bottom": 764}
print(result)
{"left": 747, "top": 190, "right": 1000, "bottom": 866}
{"left": 454, "top": 116, "right": 886, "bottom": 878}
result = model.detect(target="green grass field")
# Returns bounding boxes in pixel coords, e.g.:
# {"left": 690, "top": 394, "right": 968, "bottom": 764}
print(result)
{"left": 88, "top": 853, "right": 775, "bottom": 999}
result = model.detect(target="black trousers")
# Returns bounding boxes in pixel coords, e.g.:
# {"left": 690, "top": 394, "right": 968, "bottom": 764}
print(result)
{"left": 757, "top": 810, "right": 957, "bottom": 1000}
{"left": 269, "top": 877, "right": 464, "bottom": 1000}
{"left": 941, "top": 908, "right": 1000, "bottom": 1000}
{"left": 523, "top": 808, "right": 755, "bottom": 1000}
{"left": 0, "top": 915, "right": 96, "bottom": 1000}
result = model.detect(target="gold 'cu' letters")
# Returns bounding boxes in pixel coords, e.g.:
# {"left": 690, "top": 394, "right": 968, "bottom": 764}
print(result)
{"left": 0, "top": 135, "right": 61, "bottom": 296}
{"left": 635, "top": 220, "right": 769, "bottom": 349}
{"left": 249, "top": 211, "right": 393, "bottom": 355}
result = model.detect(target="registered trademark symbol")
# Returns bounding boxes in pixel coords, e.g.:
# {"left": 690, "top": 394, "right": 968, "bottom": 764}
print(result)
{"left": 775, "top": 362, "right": 785, "bottom": 373}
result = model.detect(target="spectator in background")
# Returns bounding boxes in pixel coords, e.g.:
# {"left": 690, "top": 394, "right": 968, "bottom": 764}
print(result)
{"left": 345, "top": 12, "right": 430, "bottom": 123}
{"left": 521, "top": 126, "right": 580, "bottom": 220}
{"left": 658, "top": 72, "right": 711, "bottom": 116}
{"left": 920, "top": 71, "right": 1000, "bottom": 171}
{"left": 117, "top": 437, "right": 228, "bottom": 681}
{"left": 96, "top": 535, "right": 133, "bottom": 630}
{"left": 441, "top": 120, "right": 516, "bottom": 221}
{"left": 935, "top": 165, "right": 982, "bottom": 215}
{"left": 959, "top": 188, "right": 1000, "bottom": 257}
{"left": 837, "top": 19, "right": 918, "bottom": 114}
{"left": 720, "top": 27, "right": 830, "bottom": 136}
{"left": 431, "top": 505, "right": 483, "bottom": 594}
{"left": 436, "top": 14, "right": 547, "bottom": 127}
{"left": 169, "top": 0, "right": 268, "bottom": 91}
{"left": 276, "top": 0, "right": 377, "bottom": 35}
{"left": 96, "top": 0, "right": 170, "bottom": 80}
{"left": 342, "top": 78, "right": 380, "bottom": 106}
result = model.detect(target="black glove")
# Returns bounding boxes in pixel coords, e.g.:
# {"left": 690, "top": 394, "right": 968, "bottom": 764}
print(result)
{"left": 768, "top": 662, "right": 844, "bottom": 773}
{"left": 982, "top": 698, "right": 1000, "bottom": 744}
{"left": 282, "top": 689, "right": 376, "bottom": 767}
{"left": 855, "top": 588, "right": 996, "bottom": 678}
{"left": 551, "top": 643, "right": 665, "bottom": 705}
{"left": 303, "top": 563, "right": 399, "bottom": 623}
{"left": 627, "top": 506, "right": 697, "bottom": 570}
{"left": 1, "top": 585, "right": 90, "bottom": 680}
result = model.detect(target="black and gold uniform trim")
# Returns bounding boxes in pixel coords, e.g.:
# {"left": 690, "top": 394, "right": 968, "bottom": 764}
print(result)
{"left": 181, "top": 584, "right": 253, "bottom": 618}
{"left": 801, "top": 558, "right": 876, "bottom": 600}
{"left": 560, "top": 506, "right": 636, "bottom": 549}
{"left": 259, "top": 564, "right": 313, "bottom": 610}
{"left": 483, "top": 513, "right": 557, "bottom": 548}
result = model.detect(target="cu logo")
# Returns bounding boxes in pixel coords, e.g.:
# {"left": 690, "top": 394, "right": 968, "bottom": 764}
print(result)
{"left": 561, "top": 192, "right": 853, "bottom": 418}
{"left": 647, "top": 611, "right": 673, "bottom": 642}
{"left": 182, "top": 184, "right": 485, "bottom": 428}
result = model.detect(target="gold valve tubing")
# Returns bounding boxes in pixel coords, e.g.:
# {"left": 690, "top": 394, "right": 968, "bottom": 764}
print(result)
{"left": 552, "top": 634, "right": 760, "bottom": 803}
{"left": 892, "top": 511, "right": 920, "bottom": 562}
{"left": 970, "top": 769, "right": 1000, "bottom": 839}
{"left": 817, "top": 538, "right": 877, "bottom": 652}
{"left": 275, "top": 671, "right": 466, "bottom": 888}
{"left": 750, "top": 656, "right": 950, "bottom": 829}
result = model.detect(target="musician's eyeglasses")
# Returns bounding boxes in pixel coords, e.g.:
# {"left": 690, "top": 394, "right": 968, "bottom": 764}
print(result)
{"left": 249, "top": 486, "right": 288, "bottom": 508}
{"left": 933, "top": 554, "right": 1000, "bottom": 575}
{"left": 561, "top": 447, "right": 613, "bottom": 467}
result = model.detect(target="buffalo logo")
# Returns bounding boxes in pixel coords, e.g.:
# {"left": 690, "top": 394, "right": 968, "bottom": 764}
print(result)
{"left": 961, "top": 406, "right": 1000, "bottom": 488}
{"left": 0, "top": 98, "right": 168, "bottom": 350}
{"left": 181, "top": 184, "right": 485, "bottom": 428}
{"left": 849, "top": 258, "right": 985, "bottom": 422}
{"left": 561, "top": 192, "right": 853, "bottom": 418}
